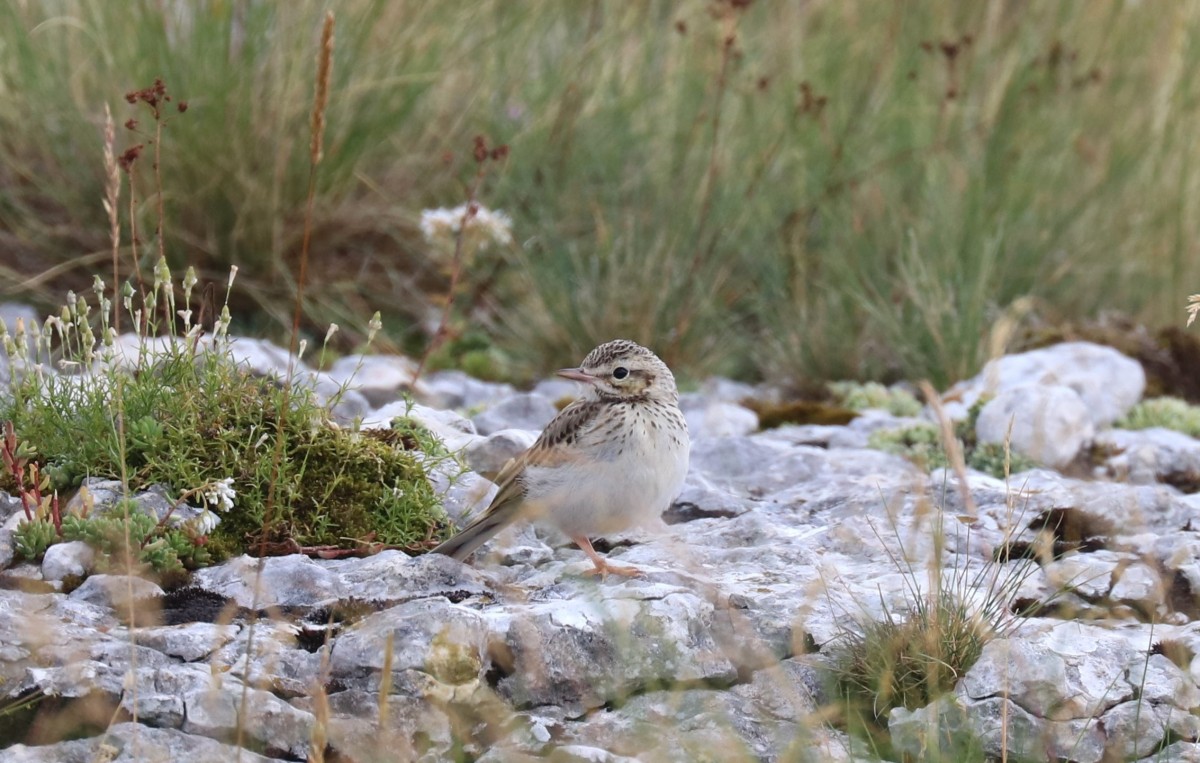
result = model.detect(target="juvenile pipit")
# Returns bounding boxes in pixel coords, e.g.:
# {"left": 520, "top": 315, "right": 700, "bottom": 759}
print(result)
{"left": 432, "top": 339, "right": 690, "bottom": 576}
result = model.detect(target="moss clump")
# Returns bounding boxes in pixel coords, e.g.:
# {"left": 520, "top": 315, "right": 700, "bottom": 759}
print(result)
{"left": 868, "top": 423, "right": 950, "bottom": 471}
{"left": 1116, "top": 396, "right": 1200, "bottom": 438}
{"left": 830, "top": 381, "right": 922, "bottom": 417}
{"left": 1, "top": 264, "right": 453, "bottom": 568}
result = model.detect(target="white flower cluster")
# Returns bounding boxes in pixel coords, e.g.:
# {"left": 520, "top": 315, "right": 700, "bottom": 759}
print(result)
{"left": 419, "top": 204, "right": 513, "bottom": 252}
{"left": 193, "top": 477, "right": 237, "bottom": 535}
{"left": 204, "top": 477, "right": 237, "bottom": 512}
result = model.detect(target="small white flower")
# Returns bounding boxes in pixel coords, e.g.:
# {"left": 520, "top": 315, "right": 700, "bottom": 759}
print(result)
{"left": 419, "top": 203, "right": 513, "bottom": 251}
{"left": 203, "top": 477, "right": 236, "bottom": 512}
{"left": 191, "top": 509, "right": 222, "bottom": 535}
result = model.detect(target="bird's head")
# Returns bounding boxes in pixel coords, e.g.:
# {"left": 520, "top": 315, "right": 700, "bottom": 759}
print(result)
{"left": 556, "top": 339, "right": 678, "bottom": 402}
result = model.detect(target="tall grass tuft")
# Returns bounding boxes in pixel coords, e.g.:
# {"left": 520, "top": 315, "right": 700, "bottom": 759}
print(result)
{"left": 4, "top": 2, "right": 1200, "bottom": 383}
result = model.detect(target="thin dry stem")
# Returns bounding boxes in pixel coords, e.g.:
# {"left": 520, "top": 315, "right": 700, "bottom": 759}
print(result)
{"left": 103, "top": 104, "right": 121, "bottom": 336}
{"left": 243, "top": 12, "right": 335, "bottom": 753}
{"left": 378, "top": 632, "right": 394, "bottom": 724}
{"left": 154, "top": 118, "right": 165, "bottom": 265}
{"left": 919, "top": 380, "right": 976, "bottom": 519}
{"left": 413, "top": 164, "right": 488, "bottom": 382}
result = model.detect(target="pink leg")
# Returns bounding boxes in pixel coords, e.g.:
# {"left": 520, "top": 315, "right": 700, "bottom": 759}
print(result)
{"left": 571, "top": 536, "right": 641, "bottom": 578}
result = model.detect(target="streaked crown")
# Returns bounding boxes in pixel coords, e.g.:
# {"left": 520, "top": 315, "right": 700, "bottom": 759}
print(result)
{"left": 575, "top": 339, "right": 677, "bottom": 402}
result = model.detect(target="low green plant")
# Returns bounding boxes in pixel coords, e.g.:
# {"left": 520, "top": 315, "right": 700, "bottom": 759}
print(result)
{"left": 830, "top": 381, "right": 922, "bottom": 417}
{"left": 11, "top": 519, "right": 58, "bottom": 562}
{"left": 0, "top": 262, "right": 454, "bottom": 566}
{"left": 868, "top": 423, "right": 950, "bottom": 471}
{"left": 1116, "top": 396, "right": 1200, "bottom": 438}
{"left": 829, "top": 490, "right": 1044, "bottom": 760}
{"left": 966, "top": 441, "right": 1038, "bottom": 478}
{"left": 869, "top": 395, "right": 1035, "bottom": 478}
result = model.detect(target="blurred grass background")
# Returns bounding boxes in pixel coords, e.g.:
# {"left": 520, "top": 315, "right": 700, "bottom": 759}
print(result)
{"left": 1, "top": 0, "right": 1197, "bottom": 387}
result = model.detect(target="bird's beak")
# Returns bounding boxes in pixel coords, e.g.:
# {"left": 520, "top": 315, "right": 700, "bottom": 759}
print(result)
{"left": 556, "top": 367, "right": 598, "bottom": 385}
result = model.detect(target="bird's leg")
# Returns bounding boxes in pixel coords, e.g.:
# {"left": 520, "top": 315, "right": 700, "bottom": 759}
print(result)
{"left": 572, "top": 535, "right": 641, "bottom": 578}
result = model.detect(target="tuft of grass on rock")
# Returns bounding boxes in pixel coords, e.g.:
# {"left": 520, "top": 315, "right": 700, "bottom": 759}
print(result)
{"left": 829, "top": 490, "right": 1045, "bottom": 761}
{"left": 835, "top": 588, "right": 990, "bottom": 717}
{"left": 1116, "top": 396, "right": 1200, "bottom": 438}
{"left": 0, "top": 263, "right": 453, "bottom": 571}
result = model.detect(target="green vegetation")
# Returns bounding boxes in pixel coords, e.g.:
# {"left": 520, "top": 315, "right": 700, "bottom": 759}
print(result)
{"left": 1116, "top": 396, "right": 1200, "bottom": 438}
{"left": 830, "top": 505, "right": 1043, "bottom": 761}
{"left": 2, "top": 2, "right": 1198, "bottom": 385}
{"left": 830, "top": 381, "right": 922, "bottom": 417}
{"left": 869, "top": 422, "right": 951, "bottom": 471}
{"left": 0, "top": 264, "right": 453, "bottom": 572}
{"left": 868, "top": 394, "right": 1038, "bottom": 478}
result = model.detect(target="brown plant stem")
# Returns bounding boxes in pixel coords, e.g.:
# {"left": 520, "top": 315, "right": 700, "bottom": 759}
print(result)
{"left": 412, "top": 163, "right": 489, "bottom": 383}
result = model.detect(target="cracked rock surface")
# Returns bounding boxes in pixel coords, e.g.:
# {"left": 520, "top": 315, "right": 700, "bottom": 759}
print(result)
{"left": 2, "top": 339, "right": 1200, "bottom": 761}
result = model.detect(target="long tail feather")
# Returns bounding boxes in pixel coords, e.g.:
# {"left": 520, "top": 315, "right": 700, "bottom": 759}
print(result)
{"left": 430, "top": 508, "right": 518, "bottom": 560}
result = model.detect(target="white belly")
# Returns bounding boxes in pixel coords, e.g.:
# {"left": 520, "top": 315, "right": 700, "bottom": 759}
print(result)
{"left": 523, "top": 418, "right": 689, "bottom": 539}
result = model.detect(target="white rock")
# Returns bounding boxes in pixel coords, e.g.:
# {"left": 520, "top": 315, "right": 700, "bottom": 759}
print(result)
{"left": 326, "top": 353, "right": 424, "bottom": 406}
{"left": 1099, "top": 427, "right": 1200, "bottom": 487}
{"left": 191, "top": 554, "right": 343, "bottom": 609}
{"left": 419, "top": 369, "right": 515, "bottom": 410}
{"left": 976, "top": 385, "right": 1094, "bottom": 468}
{"left": 363, "top": 400, "right": 481, "bottom": 452}
{"left": 472, "top": 392, "right": 557, "bottom": 435}
{"left": 132, "top": 622, "right": 240, "bottom": 662}
{"left": 952, "top": 341, "right": 1144, "bottom": 427}
{"left": 680, "top": 398, "right": 758, "bottom": 439}
{"left": 225, "top": 336, "right": 302, "bottom": 377}
{"left": 466, "top": 428, "right": 537, "bottom": 476}
{"left": 70, "top": 574, "right": 163, "bottom": 611}
{"left": 41, "top": 541, "right": 95, "bottom": 581}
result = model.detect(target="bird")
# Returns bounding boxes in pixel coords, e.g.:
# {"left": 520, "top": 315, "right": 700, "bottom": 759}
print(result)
{"left": 431, "top": 339, "right": 690, "bottom": 577}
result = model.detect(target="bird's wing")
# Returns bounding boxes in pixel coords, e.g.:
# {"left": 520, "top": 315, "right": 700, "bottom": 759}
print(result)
{"left": 431, "top": 398, "right": 604, "bottom": 559}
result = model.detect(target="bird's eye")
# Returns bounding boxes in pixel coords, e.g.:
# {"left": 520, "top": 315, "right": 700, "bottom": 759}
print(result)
{"left": 612, "top": 366, "right": 629, "bottom": 380}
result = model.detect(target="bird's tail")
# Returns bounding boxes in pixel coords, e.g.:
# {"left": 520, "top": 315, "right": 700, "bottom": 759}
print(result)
{"left": 430, "top": 508, "right": 517, "bottom": 560}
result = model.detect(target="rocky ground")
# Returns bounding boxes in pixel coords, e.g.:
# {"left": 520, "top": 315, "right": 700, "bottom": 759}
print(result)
{"left": 2, "top": 332, "right": 1200, "bottom": 762}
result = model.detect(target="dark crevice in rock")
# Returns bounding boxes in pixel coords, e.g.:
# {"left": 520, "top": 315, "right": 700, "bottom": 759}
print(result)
{"left": 295, "top": 624, "right": 334, "bottom": 653}
{"left": 1167, "top": 571, "right": 1200, "bottom": 621}
{"left": 663, "top": 501, "right": 740, "bottom": 524}
{"left": 996, "top": 506, "right": 1112, "bottom": 562}
{"left": 996, "top": 535, "right": 1108, "bottom": 562}
{"left": 485, "top": 641, "right": 516, "bottom": 691}
{"left": 594, "top": 674, "right": 742, "bottom": 714}
{"left": 588, "top": 537, "right": 635, "bottom": 554}
{"left": 1152, "top": 639, "right": 1197, "bottom": 671}
{"left": 157, "top": 585, "right": 240, "bottom": 625}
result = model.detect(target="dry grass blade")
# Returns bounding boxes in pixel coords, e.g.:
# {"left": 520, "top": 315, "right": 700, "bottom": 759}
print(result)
{"left": 919, "top": 380, "right": 975, "bottom": 520}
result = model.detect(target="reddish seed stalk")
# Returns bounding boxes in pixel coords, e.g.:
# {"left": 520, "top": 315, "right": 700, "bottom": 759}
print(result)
{"left": 412, "top": 165, "right": 488, "bottom": 383}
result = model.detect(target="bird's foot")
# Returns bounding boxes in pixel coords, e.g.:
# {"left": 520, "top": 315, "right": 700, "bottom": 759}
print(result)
{"left": 584, "top": 559, "right": 642, "bottom": 579}
{"left": 572, "top": 535, "right": 641, "bottom": 579}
